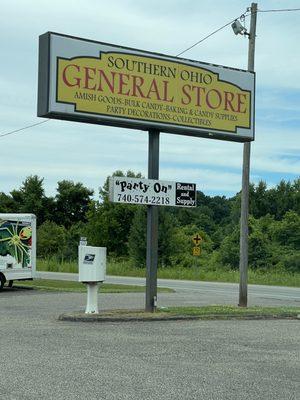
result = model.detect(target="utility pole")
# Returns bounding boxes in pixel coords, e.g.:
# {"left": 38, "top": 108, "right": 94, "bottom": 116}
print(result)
{"left": 145, "top": 129, "right": 160, "bottom": 312}
{"left": 239, "top": 2, "right": 257, "bottom": 307}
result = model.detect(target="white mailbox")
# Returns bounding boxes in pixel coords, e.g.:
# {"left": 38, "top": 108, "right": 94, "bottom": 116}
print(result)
{"left": 78, "top": 246, "right": 106, "bottom": 282}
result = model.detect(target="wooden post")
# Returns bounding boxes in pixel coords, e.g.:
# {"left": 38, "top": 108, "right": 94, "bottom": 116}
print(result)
{"left": 145, "top": 129, "right": 160, "bottom": 312}
{"left": 239, "top": 2, "right": 257, "bottom": 307}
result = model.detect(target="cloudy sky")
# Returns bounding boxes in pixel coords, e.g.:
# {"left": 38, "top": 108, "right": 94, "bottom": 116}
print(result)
{"left": 1, "top": 0, "right": 299, "bottom": 199}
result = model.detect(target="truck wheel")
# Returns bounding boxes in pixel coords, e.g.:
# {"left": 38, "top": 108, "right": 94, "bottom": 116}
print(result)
{"left": 0, "top": 274, "right": 5, "bottom": 291}
{"left": 8, "top": 280, "right": 13, "bottom": 288}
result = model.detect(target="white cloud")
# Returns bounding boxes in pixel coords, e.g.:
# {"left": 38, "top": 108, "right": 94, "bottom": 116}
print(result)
{"left": 0, "top": 0, "right": 299, "bottom": 198}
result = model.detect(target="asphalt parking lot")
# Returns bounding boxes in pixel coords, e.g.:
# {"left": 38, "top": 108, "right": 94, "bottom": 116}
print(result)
{"left": 0, "top": 288, "right": 299, "bottom": 400}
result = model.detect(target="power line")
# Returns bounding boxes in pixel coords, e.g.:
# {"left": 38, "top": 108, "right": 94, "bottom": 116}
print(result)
{"left": 258, "top": 8, "right": 300, "bottom": 13}
{"left": 0, "top": 119, "right": 50, "bottom": 139}
{"left": 176, "top": 11, "right": 251, "bottom": 57}
{"left": 176, "top": 7, "right": 300, "bottom": 57}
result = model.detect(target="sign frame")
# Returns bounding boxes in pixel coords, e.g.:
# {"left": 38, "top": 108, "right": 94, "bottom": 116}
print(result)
{"left": 38, "top": 32, "right": 255, "bottom": 143}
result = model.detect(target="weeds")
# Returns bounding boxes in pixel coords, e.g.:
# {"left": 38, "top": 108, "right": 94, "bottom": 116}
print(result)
{"left": 37, "top": 258, "right": 300, "bottom": 287}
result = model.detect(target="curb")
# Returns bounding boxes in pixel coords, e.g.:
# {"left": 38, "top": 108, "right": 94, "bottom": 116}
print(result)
{"left": 58, "top": 311, "right": 300, "bottom": 323}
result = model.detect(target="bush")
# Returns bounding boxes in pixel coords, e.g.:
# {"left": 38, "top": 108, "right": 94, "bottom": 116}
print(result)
{"left": 280, "top": 251, "right": 300, "bottom": 273}
{"left": 218, "top": 227, "right": 240, "bottom": 269}
{"left": 37, "top": 221, "right": 66, "bottom": 259}
{"left": 64, "top": 222, "right": 87, "bottom": 261}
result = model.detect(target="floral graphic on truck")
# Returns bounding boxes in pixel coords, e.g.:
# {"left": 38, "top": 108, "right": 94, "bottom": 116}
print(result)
{"left": 0, "top": 219, "right": 32, "bottom": 268}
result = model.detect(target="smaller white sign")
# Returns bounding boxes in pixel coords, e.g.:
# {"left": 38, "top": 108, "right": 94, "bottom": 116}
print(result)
{"left": 79, "top": 236, "right": 87, "bottom": 246}
{"left": 109, "top": 177, "right": 196, "bottom": 208}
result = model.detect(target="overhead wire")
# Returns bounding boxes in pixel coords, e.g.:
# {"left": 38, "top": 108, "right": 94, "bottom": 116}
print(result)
{"left": 176, "top": 7, "right": 300, "bottom": 58}
{"left": 258, "top": 8, "right": 300, "bottom": 13}
{"left": 176, "top": 10, "right": 251, "bottom": 57}
{"left": 0, "top": 119, "right": 50, "bottom": 139}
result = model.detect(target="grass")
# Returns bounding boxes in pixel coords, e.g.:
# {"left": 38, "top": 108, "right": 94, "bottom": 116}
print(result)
{"left": 159, "top": 305, "right": 300, "bottom": 317}
{"left": 61, "top": 305, "right": 300, "bottom": 321}
{"left": 14, "top": 279, "right": 173, "bottom": 293}
{"left": 157, "top": 267, "right": 300, "bottom": 287}
{"left": 37, "top": 258, "right": 300, "bottom": 287}
{"left": 38, "top": 259, "right": 78, "bottom": 274}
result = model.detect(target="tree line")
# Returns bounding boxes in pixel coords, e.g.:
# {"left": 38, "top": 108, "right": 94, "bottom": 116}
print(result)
{"left": 0, "top": 173, "right": 299, "bottom": 273}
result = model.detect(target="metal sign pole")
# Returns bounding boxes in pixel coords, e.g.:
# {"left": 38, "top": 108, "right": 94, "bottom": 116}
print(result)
{"left": 145, "top": 129, "right": 160, "bottom": 312}
{"left": 239, "top": 2, "right": 257, "bottom": 307}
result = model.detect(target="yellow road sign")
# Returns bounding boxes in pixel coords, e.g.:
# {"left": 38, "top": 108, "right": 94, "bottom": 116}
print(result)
{"left": 193, "top": 234, "right": 203, "bottom": 246}
{"left": 193, "top": 247, "right": 201, "bottom": 256}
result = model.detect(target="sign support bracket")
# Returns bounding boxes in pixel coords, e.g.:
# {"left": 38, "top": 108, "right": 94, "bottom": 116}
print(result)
{"left": 145, "top": 129, "right": 160, "bottom": 312}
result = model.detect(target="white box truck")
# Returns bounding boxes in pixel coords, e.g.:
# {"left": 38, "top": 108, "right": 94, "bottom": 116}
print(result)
{"left": 0, "top": 214, "right": 36, "bottom": 290}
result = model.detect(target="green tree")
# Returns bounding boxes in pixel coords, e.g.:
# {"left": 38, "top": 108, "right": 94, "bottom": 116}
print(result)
{"left": 37, "top": 221, "right": 66, "bottom": 259}
{"left": 86, "top": 171, "right": 142, "bottom": 256}
{"left": 86, "top": 200, "right": 138, "bottom": 256}
{"left": 208, "top": 195, "right": 231, "bottom": 225}
{"left": 128, "top": 206, "right": 147, "bottom": 267}
{"left": 10, "top": 175, "right": 49, "bottom": 225}
{"left": 175, "top": 204, "right": 216, "bottom": 235}
{"left": 280, "top": 251, "right": 300, "bottom": 273}
{"left": 248, "top": 216, "right": 272, "bottom": 269}
{"left": 0, "top": 192, "right": 17, "bottom": 213}
{"left": 54, "top": 180, "right": 93, "bottom": 228}
{"left": 158, "top": 208, "right": 178, "bottom": 267}
{"left": 128, "top": 207, "right": 199, "bottom": 268}
{"left": 63, "top": 221, "right": 87, "bottom": 260}
{"left": 272, "top": 210, "right": 300, "bottom": 250}
{"left": 218, "top": 226, "right": 240, "bottom": 269}
{"left": 218, "top": 215, "right": 275, "bottom": 270}
{"left": 168, "top": 225, "right": 213, "bottom": 269}
{"left": 100, "top": 170, "right": 142, "bottom": 201}
{"left": 128, "top": 207, "right": 179, "bottom": 268}
{"left": 249, "top": 181, "right": 269, "bottom": 218}
{"left": 292, "top": 178, "right": 300, "bottom": 214}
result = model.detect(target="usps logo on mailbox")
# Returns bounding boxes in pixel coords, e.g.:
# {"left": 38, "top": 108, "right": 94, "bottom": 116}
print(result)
{"left": 83, "top": 254, "right": 95, "bottom": 265}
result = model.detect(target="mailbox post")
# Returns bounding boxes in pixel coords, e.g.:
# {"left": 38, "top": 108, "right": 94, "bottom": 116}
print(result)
{"left": 78, "top": 245, "right": 106, "bottom": 314}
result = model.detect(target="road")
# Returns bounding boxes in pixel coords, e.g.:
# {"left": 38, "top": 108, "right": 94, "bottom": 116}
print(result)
{"left": 36, "top": 271, "right": 300, "bottom": 307}
{"left": 0, "top": 287, "right": 299, "bottom": 400}
{"left": 1, "top": 274, "right": 299, "bottom": 399}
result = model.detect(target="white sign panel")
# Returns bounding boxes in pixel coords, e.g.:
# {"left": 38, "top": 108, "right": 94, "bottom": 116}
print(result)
{"left": 38, "top": 32, "right": 255, "bottom": 142}
{"left": 109, "top": 177, "right": 197, "bottom": 207}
